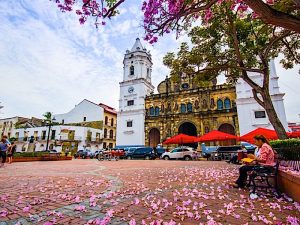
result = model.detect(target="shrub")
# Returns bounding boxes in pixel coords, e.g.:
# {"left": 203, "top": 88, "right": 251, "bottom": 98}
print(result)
{"left": 270, "top": 139, "right": 300, "bottom": 161}
{"left": 14, "top": 152, "right": 48, "bottom": 157}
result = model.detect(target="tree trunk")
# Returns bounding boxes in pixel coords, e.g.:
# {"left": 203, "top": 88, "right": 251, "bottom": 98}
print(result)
{"left": 260, "top": 90, "right": 288, "bottom": 139}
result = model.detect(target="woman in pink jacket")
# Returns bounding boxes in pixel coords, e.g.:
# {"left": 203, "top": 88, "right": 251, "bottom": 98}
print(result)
{"left": 232, "top": 135, "right": 275, "bottom": 188}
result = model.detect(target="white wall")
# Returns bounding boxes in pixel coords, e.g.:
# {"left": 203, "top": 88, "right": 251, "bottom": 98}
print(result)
{"left": 236, "top": 61, "right": 288, "bottom": 135}
{"left": 116, "top": 111, "right": 145, "bottom": 146}
{"left": 54, "top": 99, "right": 104, "bottom": 124}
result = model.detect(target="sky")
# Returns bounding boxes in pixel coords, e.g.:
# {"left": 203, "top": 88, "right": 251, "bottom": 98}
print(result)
{"left": 0, "top": 0, "right": 300, "bottom": 122}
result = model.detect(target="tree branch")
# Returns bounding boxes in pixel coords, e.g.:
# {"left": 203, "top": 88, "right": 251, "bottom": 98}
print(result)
{"left": 243, "top": 0, "right": 300, "bottom": 33}
{"left": 252, "top": 89, "right": 264, "bottom": 107}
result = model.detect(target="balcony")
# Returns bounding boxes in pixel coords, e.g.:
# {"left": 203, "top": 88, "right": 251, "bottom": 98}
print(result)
{"left": 103, "top": 136, "right": 116, "bottom": 141}
{"left": 86, "top": 137, "right": 103, "bottom": 143}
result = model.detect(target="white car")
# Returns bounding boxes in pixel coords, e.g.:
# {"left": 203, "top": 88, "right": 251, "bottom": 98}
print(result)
{"left": 161, "top": 147, "right": 197, "bottom": 161}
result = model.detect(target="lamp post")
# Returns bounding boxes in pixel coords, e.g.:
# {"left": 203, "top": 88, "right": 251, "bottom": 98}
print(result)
{"left": 45, "top": 117, "right": 56, "bottom": 151}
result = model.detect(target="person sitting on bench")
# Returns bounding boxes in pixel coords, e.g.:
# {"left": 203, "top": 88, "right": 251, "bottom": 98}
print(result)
{"left": 232, "top": 135, "right": 275, "bottom": 188}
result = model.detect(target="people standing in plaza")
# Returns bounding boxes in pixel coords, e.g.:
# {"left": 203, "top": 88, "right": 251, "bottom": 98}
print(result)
{"left": 0, "top": 136, "right": 11, "bottom": 167}
{"left": 7, "top": 141, "right": 16, "bottom": 164}
{"left": 232, "top": 135, "right": 275, "bottom": 188}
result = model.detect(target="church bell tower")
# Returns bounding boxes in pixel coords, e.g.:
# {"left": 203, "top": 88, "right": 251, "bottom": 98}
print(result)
{"left": 116, "top": 38, "right": 154, "bottom": 147}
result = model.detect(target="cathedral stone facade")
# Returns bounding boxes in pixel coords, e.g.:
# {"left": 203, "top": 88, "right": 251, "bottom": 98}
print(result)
{"left": 145, "top": 76, "right": 239, "bottom": 148}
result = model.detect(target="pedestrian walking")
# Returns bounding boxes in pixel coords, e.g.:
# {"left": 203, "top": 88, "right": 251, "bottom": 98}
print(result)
{"left": 0, "top": 136, "right": 11, "bottom": 167}
{"left": 7, "top": 141, "right": 16, "bottom": 164}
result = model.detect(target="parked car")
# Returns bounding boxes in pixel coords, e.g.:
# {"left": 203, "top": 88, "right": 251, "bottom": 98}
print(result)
{"left": 74, "top": 150, "right": 94, "bottom": 159}
{"left": 125, "top": 147, "right": 155, "bottom": 160}
{"left": 161, "top": 147, "right": 196, "bottom": 161}
{"left": 94, "top": 150, "right": 104, "bottom": 158}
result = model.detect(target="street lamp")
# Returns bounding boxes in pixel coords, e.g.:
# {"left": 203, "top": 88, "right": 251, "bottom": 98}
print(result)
{"left": 45, "top": 116, "right": 56, "bottom": 151}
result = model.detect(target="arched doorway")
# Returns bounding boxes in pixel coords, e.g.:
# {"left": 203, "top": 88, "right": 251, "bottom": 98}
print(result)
{"left": 149, "top": 128, "right": 160, "bottom": 148}
{"left": 218, "top": 123, "right": 236, "bottom": 145}
{"left": 178, "top": 122, "right": 198, "bottom": 148}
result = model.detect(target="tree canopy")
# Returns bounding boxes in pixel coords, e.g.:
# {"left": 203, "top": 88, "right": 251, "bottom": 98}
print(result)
{"left": 162, "top": 2, "right": 299, "bottom": 138}
{"left": 52, "top": 0, "right": 300, "bottom": 43}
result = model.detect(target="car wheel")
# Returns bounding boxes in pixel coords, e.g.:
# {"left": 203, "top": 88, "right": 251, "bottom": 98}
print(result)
{"left": 163, "top": 156, "right": 170, "bottom": 160}
{"left": 145, "top": 155, "right": 150, "bottom": 160}
{"left": 82, "top": 155, "right": 86, "bottom": 159}
{"left": 127, "top": 156, "right": 132, "bottom": 160}
{"left": 184, "top": 155, "right": 191, "bottom": 161}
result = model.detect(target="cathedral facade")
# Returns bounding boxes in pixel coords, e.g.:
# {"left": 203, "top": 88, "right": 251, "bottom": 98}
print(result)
{"left": 144, "top": 76, "right": 239, "bottom": 148}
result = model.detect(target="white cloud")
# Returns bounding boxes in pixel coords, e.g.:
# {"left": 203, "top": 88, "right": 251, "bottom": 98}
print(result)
{"left": 0, "top": 0, "right": 299, "bottom": 124}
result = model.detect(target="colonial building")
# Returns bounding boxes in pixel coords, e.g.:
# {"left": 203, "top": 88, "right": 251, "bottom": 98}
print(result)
{"left": 4, "top": 99, "right": 117, "bottom": 153}
{"left": 236, "top": 60, "right": 288, "bottom": 135}
{"left": 100, "top": 103, "right": 117, "bottom": 149}
{"left": 145, "top": 75, "right": 238, "bottom": 147}
{"left": 116, "top": 38, "right": 154, "bottom": 147}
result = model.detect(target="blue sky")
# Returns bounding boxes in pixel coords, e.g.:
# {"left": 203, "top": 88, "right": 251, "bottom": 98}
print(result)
{"left": 0, "top": 0, "right": 300, "bottom": 122}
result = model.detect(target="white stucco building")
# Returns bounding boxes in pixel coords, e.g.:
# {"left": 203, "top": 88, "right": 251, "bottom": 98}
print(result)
{"left": 116, "top": 38, "right": 154, "bottom": 147}
{"left": 7, "top": 99, "right": 117, "bottom": 152}
{"left": 54, "top": 99, "right": 104, "bottom": 124}
{"left": 236, "top": 60, "right": 288, "bottom": 135}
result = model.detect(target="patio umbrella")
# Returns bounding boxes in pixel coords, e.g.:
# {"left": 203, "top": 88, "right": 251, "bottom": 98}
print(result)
{"left": 197, "top": 130, "right": 238, "bottom": 142}
{"left": 288, "top": 131, "right": 300, "bottom": 138}
{"left": 239, "top": 127, "right": 278, "bottom": 143}
{"left": 163, "top": 133, "right": 198, "bottom": 145}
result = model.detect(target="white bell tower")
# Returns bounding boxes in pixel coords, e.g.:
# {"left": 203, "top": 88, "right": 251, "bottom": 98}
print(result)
{"left": 116, "top": 38, "right": 154, "bottom": 147}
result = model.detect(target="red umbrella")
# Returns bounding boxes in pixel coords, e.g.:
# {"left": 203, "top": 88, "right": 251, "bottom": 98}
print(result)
{"left": 239, "top": 128, "right": 278, "bottom": 143}
{"left": 197, "top": 130, "right": 238, "bottom": 142}
{"left": 163, "top": 133, "right": 198, "bottom": 145}
{"left": 288, "top": 131, "right": 300, "bottom": 138}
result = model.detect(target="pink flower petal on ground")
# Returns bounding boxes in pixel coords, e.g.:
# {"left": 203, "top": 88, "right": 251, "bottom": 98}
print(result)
{"left": 0, "top": 210, "right": 8, "bottom": 217}
{"left": 23, "top": 205, "right": 32, "bottom": 213}
{"left": 129, "top": 218, "right": 136, "bottom": 225}
{"left": 74, "top": 205, "right": 86, "bottom": 212}
{"left": 286, "top": 216, "right": 299, "bottom": 225}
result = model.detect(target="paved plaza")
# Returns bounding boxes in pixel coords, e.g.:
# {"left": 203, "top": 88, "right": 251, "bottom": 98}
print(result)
{"left": 0, "top": 160, "right": 299, "bottom": 225}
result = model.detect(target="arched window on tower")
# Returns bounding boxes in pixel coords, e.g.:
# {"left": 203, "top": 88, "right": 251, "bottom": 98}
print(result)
{"left": 224, "top": 98, "right": 231, "bottom": 109}
{"left": 180, "top": 104, "right": 186, "bottom": 113}
{"left": 155, "top": 107, "right": 160, "bottom": 116}
{"left": 130, "top": 65, "right": 134, "bottom": 75}
{"left": 109, "top": 130, "right": 113, "bottom": 139}
{"left": 217, "top": 99, "right": 224, "bottom": 110}
{"left": 105, "top": 116, "right": 108, "bottom": 125}
{"left": 187, "top": 103, "right": 193, "bottom": 112}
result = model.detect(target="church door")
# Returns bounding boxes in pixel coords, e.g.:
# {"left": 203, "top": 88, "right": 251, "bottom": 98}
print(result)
{"left": 218, "top": 123, "right": 236, "bottom": 145}
{"left": 178, "top": 122, "right": 198, "bottom": 148}
{"left": 149, "top": 128, "right": 160, "bottom": 148}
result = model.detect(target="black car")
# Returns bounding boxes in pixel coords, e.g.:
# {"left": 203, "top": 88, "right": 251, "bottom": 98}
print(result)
{"left": 74, "top": 150, "right": 88, "bottom": 159}
{"left": 125, "top": 147, "right": 155, "bottom": 160}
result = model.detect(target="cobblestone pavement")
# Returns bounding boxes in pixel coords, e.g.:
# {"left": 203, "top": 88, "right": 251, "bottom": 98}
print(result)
{"left": 0, "top": 160, "right": 299, "bottom": 225}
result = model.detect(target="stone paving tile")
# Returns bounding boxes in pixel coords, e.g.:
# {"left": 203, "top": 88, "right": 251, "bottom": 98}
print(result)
{"left": 0, "top": 160, "right": 299, "bottom": 225}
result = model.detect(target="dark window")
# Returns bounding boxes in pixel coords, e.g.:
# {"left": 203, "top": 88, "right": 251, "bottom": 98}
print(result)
{"left": 205, "top": 126, "right": 209, "bottom": 133}
{"left": 104, "top": 128, "right": 107, "bottom": 138}
{"left": 42, "top": 131, "right": 46, "bottom": 140}
{"left": 202, "top": 99, "right": 207, "bottom": 108}
{"left": 127, "top": 121, "right": 133, "bottom": 127}
{"left": 105, "top": 116, "right": 108, "bottom": 125}
{"left": 111, "top": 118, "right": 114, "bottom": 126}
{"left": 109, "top": 130, "right": 113, "bottom": 138}
{"left": 224, "top": 98, "right": 231, "bottom": 109}
{"left": 187, "top": 103, "right": 193, "bottom": 112}
{"left": 62, "top": 119, "right": 64, "bottom": 124}
{"left": 155, "top": 107, "right": 160, "bottom": 116}
{"left": 255, "top": 111, "right": 266, "bottom": 118}
{"left": 180, "top": 104, "right": 186, "bottom": 113}
{"left": 109, "top": 143, "right": 113, "bottom": 149}
{"left": 103, "top": 142, "right": 107, "bottom": 149}
{"left": 150, "top": 107, "right": 155, "bottom": 116}
{"left": 83, "top": 117, "right": 86, "bottom": 122}
{"left": 51, "top": 130, "right": 56, "bottom": 140}
{"left": 217, "top": 99, "right": 223, "bottom": 110}
{"left": 210, "top": 98, "right": 215, "bottom": 108}
{"left": 130, "top": 65, "right": 134, "bottom": 75}
{"left": 127, "top": 100, "right": 134, "bottom": 106}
